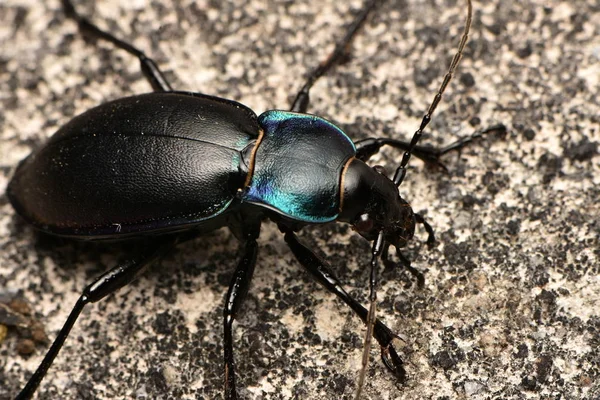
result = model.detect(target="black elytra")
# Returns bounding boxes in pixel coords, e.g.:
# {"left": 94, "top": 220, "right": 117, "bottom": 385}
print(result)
{"left": 7, "top": 0, "right": 505, "bottom": 398}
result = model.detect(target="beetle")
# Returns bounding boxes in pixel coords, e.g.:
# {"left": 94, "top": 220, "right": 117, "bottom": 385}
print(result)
{"left": 7, "top": 0, "right": 504, "bottom": 398}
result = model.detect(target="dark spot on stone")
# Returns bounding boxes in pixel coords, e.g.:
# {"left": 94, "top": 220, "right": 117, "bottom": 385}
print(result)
{"left": 537, "top": 152, "right": 563, "bottom": 184}
{"left": 536, "top": 354, "right": 553, "bottom": 383}
{"left": 532, "top": 267, "right": 550, "bottom": 287}
{"left": 564, "top": 138, "right": 598, "bottom": 161}
{"left": 507, "top": 219, "right": 520, "bottom": 235}
{"left": 462, "top": 194, "right": 478, "bottom": 209}
{"left": 482, "top": 171, "right": 508, "bottom": 195}
{"left": 443, "top": 242, "right": 469, "bottom": 266}
{"left": 464, "top": 260, "right": 477, "bottom": 271}
{"left": 523, "top": 128, "right": 536, "bottom": 141}
{"left": 536, "top": 289, "right": 557, "bottom": 307}
{"left": 469, "top": 116, "right": 481, "bottom": 126}
{"left": 331, "top": 373, "right": 352, "bottom": 394}
{"left": 515, "top": 343, "right": 529, "bottom": 358}
{"left": 16, "top": 338, "right": 36, "bottom": 355}
{"left": 432, "top": 350, "right": 456, "bottom": 370}
{"left": 147, "top": 366, "right": 169, "bottom": 393}
{"left": 486, "top": 21, "right": 503, "bottom": 35}
{"left": 522, "top": 375, "right": 537, "bottom": 390}
{"left": 153, "top": 311, "right": 173, "bottom": 335}
{"left": 516, "top": 42, "right": 533, "bottom": 58}
{"left": 460, "top": 72, "right": 475, "bottom": 88}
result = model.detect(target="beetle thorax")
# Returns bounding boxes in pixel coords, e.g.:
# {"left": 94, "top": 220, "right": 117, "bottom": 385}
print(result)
{"left": 338, "top": 158, "right": 416, "bottom": 247}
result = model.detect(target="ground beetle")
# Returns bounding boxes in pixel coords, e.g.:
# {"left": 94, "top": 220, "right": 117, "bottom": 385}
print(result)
{"left": 7, "top": 0, "right": 504, "bottom": 398}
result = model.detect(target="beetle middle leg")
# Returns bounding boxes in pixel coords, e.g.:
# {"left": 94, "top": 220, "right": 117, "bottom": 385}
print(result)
{"left": 283, "top": 230, "right": 407, "bottom": 382}
{"left": 62, "top": 0, "right": 172, "bottom": 92}
{"left": 223, "top": 222, "right": 261, "bottom": 400}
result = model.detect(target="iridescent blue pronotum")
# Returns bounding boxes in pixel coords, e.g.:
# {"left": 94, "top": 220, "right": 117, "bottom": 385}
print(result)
{"left": 8, "top": 0, "right": 502, "bottom": 398}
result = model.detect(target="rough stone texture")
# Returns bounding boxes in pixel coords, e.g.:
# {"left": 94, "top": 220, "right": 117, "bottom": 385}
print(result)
{"left": 1, "top": 0, "right": 598, "bottom": 399}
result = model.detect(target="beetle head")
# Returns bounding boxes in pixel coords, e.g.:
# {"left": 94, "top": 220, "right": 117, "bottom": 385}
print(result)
{"left": 339, "top": 158, "right": 415, "bottom": 248}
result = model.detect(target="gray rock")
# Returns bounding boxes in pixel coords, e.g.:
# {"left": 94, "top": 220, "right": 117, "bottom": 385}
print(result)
{"left": 1, "top": 1, "right": 598, "bottom": 399}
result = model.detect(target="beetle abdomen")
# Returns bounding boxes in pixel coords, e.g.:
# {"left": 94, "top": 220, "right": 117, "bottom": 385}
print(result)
{"left": 242, "top": 110, "right": 356, "bottom": 223}
{"left": 8, "top": 92, "right": 260, "bottom": 238}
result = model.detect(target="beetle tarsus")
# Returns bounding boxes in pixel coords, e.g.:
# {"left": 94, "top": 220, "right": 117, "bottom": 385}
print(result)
{"left": 381, "top": 341, "right": 407, "bottom": 383}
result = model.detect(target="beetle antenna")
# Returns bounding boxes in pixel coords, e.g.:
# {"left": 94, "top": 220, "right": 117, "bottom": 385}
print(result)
{"left": 355, "top": 231, "right": 385, "bottom": 399}
{"left": 354, "top": 1, "right": 473, "bottom": 397}
{"left": 392, "top": 0, "right": 473, "bottom": 187}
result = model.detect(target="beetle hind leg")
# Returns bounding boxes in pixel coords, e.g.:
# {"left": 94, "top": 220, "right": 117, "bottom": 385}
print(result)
{"left": 61, "top": 0, "right": 172, "bottom": 92}
{"left": 15, "top": 237, "right": 176, "bottom": 400}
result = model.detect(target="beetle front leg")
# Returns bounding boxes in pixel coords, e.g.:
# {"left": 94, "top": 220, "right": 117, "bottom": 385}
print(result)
{"left": 223, "top": 225, "right": 260, "bottom": 400}
{"left": 354, "top": 124, "right": 507, "bottom": 167}
{"left": 282, "top": 231, "right": 406, "bottom": 382}
{"left": 16, "top": 237, "right": 176, "bottom": 400}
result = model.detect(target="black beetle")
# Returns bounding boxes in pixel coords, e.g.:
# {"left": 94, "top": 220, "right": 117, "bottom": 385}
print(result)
{"left": 7, "top": 0, "right": 503, "bottom": 398}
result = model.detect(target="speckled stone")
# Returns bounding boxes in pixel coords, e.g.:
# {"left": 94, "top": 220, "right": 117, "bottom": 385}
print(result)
{"left": 1, "top": 1, "right": 598, "bottom": 399}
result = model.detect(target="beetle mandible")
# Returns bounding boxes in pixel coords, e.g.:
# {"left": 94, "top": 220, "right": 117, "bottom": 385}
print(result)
{"left": 7, "top": 0, "right": 503, "bottom": 398}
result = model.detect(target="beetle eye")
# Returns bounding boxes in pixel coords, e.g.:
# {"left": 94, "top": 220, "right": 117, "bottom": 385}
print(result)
{"left": 373, "top": 165, "right": 387, "bottom": 176}
{"left": 354, "top": 213, "right": 374, "bottom": 233}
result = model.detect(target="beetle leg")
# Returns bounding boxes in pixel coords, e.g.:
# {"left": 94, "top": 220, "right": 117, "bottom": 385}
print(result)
{"left": 414, "top": 213, "right": 435, "bottom": 248}
{"left": 381, "top": 244, "right": 426, "bottom": 288}
{"left": 16, "top": 237, "right": 176, "bottom": 400}
{"left": 354, "top": 124, "right": 507, "bottom": 169}
{"left": 61, "top": 0, "right": 173, "bottom": 92}
{"left": 290, "top": 0, "right": 378, "bottom": 113}
{"left": 282, "top": 231, "right": 407, "bottom": 383}
{"left": 393, "top": 249, "right": 426, "bottom": 289}
{"left": 223, "top": 224, "right": 260, "bottom": 400}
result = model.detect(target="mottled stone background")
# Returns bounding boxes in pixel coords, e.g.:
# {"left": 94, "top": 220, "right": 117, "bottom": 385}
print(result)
{"left": 1, "top": 0, "right": 598, "bottom": 399}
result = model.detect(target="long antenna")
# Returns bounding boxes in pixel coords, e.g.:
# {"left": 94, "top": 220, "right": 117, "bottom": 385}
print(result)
{"left": 354, "top": 231, "right": 384, "bottom": 399}
{"left": 393, "top": 0, "right": 473, "bottom": 187}
{"left": 354, "top": 1, "right": 473, "bottom": 398}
